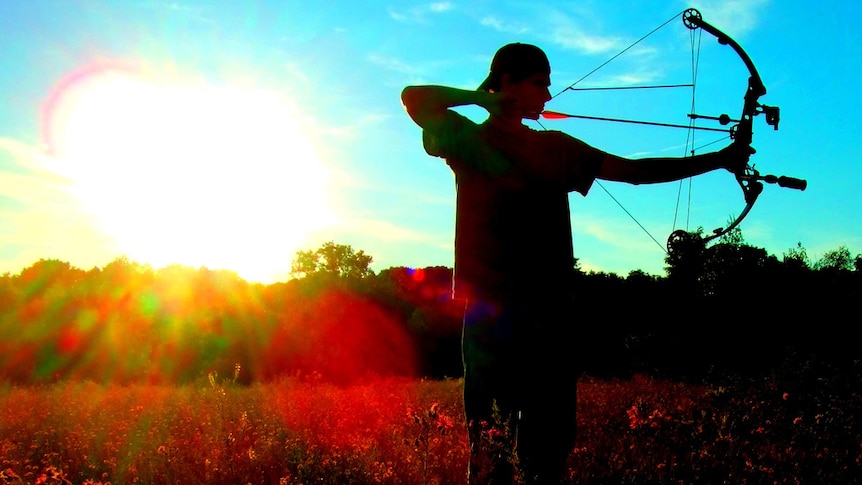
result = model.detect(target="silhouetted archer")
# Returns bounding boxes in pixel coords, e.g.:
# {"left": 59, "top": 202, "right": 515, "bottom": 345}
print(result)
{"left": 400, "top": 10, "right": 764, "bottom": 482}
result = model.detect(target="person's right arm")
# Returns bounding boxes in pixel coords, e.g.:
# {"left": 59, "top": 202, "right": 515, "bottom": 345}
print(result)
{"left": 400, "top": 85, "right": 512, "bottom": 133}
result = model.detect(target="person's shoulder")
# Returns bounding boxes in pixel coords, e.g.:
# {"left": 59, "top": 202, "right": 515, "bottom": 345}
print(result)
{"left": 534, "top": 128, "right": 574, "bottom": 139}
{"left": 533, "top": 128, "right": 585, "bottom": 147}
{"left": 431, "top": 109, "right": 479, "bottom": 136}
{"left": 534, "top": 129, "right": 605, "bottom": 164}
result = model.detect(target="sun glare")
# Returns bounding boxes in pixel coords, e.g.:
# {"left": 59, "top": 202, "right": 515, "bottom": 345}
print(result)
{"left": 42, "top": 63, "right": 335, "bottom": 283}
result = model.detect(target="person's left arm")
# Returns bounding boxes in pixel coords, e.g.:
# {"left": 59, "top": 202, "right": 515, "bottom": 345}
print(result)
{"left": 598, "top": 143, "right": 748, "bottom": 185}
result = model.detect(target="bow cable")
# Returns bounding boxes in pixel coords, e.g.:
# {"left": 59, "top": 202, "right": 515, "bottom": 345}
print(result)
{"left": 539, "top": 8, "right": 703, "bottom": 254}
{"left": 551, "top": 10, "right": 687, "bottom": 99}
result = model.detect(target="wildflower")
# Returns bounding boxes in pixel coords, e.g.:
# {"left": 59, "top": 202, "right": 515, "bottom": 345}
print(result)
{"left": 793, "top": 416, "right": 802, "bottom": 425}
{"left": 627, "top": 405, "right": 645, "bottom": 429}
{"left": 437, "top": 413, "right": 454, "bottom": 433}
{"left": 429, "top": 402, "right": 439, "bottom": 419}
{"left": 2, "top": 468, "right": 21, "bottom": 480}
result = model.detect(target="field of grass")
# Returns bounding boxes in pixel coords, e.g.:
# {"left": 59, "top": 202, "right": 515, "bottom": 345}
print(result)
{"left": 1, "top": 370, "right": 860, "bottom": 484}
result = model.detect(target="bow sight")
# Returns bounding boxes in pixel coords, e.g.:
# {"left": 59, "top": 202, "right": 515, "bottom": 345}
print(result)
{"left": 761, "top": 105, "right": 780, "bottom": 129}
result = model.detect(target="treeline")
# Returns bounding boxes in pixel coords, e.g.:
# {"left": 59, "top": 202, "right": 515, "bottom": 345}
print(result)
{"left": 577, "top": 240, "right": 862, "bottom": 380}
{"left": 0, "top": 254, "right": 464, "bottom": 385}
{"left": 1, "top": 240, "right": 860, "bottom": 385}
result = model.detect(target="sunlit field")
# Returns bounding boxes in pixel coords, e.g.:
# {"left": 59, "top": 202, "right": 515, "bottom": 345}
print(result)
{"left": 2, "top": 370, "right": 860, "bottom": 484}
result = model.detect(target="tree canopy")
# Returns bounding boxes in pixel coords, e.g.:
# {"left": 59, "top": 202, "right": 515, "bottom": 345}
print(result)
{"left": 290, "top": 241, "right": 373, "bottom": 279}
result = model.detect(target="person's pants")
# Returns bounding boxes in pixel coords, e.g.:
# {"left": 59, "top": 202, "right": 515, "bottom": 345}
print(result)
{"left": 462, "top": 297, "right": 579, "bottom": 484}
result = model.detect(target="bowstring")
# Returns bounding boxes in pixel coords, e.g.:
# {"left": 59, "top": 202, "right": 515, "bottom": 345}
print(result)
{"left": 673, "top": 18, "right": 704, "bottom": 235}
{"left": 542, "top": 9, "right": 694, "bottom": 255}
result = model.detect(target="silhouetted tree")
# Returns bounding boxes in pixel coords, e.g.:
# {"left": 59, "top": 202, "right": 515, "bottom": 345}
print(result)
{"left": 290, "top": 241, "right": 373, "bottom": 279}
{"left": 717, "top": 225, "right": 745, "bottom": 246}
{"left": 814, "top": 245, "right": 853, "bottom": 272}
{"left": 17, "top": 258, "right": 86, "bottom": 297}
{"left": 701, "top": 242, "right": 776, "bottom": 297}
{"left": 783, "top": 242, "right": 811, "bottom": 271}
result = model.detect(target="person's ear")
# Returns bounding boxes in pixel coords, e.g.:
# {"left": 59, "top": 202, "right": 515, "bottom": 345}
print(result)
{"left": 498, "top": 73, "right": 513, "bottom": 92}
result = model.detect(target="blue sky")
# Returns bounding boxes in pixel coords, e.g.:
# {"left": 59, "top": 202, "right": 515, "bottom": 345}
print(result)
{"left": 1, "top": 1, "right": 859, "bottom": 283}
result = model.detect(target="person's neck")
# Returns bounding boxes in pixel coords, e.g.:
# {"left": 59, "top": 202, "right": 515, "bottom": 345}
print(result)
{"left": 486, "top": 116, "right": 527, "bottom": 133}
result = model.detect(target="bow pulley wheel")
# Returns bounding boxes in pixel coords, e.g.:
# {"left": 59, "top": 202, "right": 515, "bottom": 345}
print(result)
{"left": 667, "top": 229, "right": 705, "bottom": 256}
{"left": 682, "top": 8, "right": 702, "bottom": 29}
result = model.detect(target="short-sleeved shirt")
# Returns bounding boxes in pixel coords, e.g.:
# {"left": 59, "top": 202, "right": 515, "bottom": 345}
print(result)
{"left": 423, "top": 110, "right": 604, "bottom": 300}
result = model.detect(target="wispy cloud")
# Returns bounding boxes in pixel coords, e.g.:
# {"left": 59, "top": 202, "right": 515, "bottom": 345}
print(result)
{"left": 1, "top": 138, "right": 53, "bottom": 167}
{"left": 0, "top": 138, "right": 72, "bottom": 196}
{"left": 483, "top": 4, "right": 681, "bottom": 66}
{"left": 367, "top": 54, "right": 423, "bottom": 77}
{"left": 366, "top": 53, "right": 453, "bottom": 90}
{"left": 309, "top": 111, "right": 392, "bottom": 142}
{"left": 430, "top": 2, "right": 453, "bottom": 13}
{"left": 328, "top": 217, "right": 432, "bottom": 246}
{"left": 388, "top": 2, "right": 453, "bottom": 24}
{"left": 479, "top": 15, "right": 530, "bottom": 35}
{"left": 600, "top": 67, "right": 663, "bottom": 87}
{"left": 0, "top": 138, "right": 115, "bottom": 274}
{"left": 550, "top": 29, "right": 625, "bottom": 55}
{"left": 572, "top": 213, "right": 669, "bottom": 275}
{"left": 684, "top": 0, "right": 769, "bottom": 37}
{"left": 538, "top": 7, "right": 628, "bottom": 55}
{"left": 132, "top": 1, "right": 215, "bottom": 24}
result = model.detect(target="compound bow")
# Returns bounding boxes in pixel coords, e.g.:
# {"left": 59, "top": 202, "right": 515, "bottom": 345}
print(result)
{"left": 542, "top": 8, "right": 807, "bottom": 255}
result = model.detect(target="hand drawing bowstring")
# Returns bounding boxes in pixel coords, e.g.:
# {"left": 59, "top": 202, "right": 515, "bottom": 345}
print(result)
{"left": 536, "top": 8, "right": 806, "bottom": 256}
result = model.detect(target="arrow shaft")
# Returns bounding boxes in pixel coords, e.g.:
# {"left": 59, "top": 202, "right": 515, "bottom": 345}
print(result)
{"left": 541, "top": 111, "right": 729, "bottom": 133}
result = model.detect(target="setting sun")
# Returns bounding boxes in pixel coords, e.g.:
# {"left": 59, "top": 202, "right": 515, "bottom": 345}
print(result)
{"left": 41, "top": 62, "right": 335, "bottom": 283}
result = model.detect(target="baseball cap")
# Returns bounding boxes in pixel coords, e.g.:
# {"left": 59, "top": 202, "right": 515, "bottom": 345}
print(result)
{"left": 477, "top": 43, "right": 551, "bottom": 92}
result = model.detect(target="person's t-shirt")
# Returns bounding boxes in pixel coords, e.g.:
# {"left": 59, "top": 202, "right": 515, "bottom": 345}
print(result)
{"left": 423, "top": 110, "right": 604, "bottom": 300}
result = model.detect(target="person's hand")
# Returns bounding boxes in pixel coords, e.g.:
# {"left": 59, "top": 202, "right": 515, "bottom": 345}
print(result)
{"left": 719, "top": 141, "right": 755, "bottom": 173}
{"left": 482, "top": 91, "right": 522, "bottom": 121}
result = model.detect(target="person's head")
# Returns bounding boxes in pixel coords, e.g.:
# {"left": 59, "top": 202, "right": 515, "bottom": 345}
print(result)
{"left": 478, "top": 43, "right": 552, "bottom": 120}
{"left": 478, "top": 43, "right": 551, "bottom": 92}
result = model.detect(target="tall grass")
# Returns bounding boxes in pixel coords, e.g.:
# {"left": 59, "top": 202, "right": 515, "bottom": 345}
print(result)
{"left": 1, "top": 371, "right": 859, "bottom": 484}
